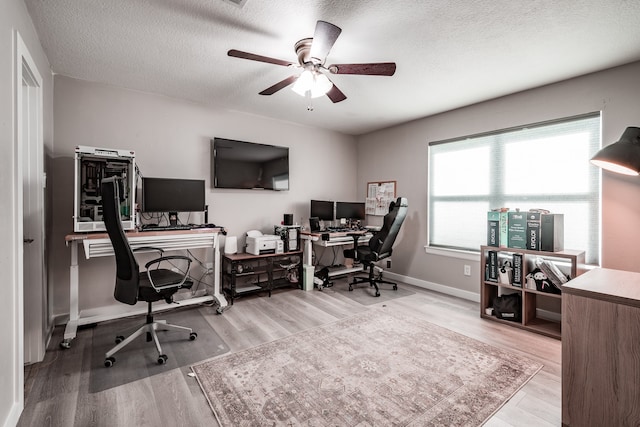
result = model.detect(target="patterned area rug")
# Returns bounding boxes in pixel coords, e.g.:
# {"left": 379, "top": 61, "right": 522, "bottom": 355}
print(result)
{"left": 192, "top": 309, "right": 542, "bottom": 426}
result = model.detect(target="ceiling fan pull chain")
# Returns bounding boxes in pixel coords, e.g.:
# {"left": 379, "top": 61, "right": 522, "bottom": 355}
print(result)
{"left": 306, "top": 91, "right": 313, "bottom": 111}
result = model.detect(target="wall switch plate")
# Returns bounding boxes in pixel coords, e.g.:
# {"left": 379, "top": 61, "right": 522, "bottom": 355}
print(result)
{"left": 464, "top": 265, "right": 471, "bottom": 276}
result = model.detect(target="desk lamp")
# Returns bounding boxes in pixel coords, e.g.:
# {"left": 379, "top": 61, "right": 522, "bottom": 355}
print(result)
{"left": 590, "top": 127, "right": 640, "bottom": 175}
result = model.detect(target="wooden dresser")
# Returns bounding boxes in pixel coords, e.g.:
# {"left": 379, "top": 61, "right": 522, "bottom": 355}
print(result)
{"left": 562, "top": 268, "right": 640, "bottom": 426}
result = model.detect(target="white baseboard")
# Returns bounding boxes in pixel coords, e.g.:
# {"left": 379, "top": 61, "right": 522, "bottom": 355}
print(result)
{"left": 383, "top": 271, "right": 480, "bottom": 303}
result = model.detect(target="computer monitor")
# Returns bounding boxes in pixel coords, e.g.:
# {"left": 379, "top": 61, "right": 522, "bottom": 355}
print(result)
{"left": 336, "top": 201, "right": 366, "bottom": 220}
{"left": 310, "top": 200, "right": 335, "bottom": 221}
{"left": 141, "top": 177, "right": 206, "bottom": 214}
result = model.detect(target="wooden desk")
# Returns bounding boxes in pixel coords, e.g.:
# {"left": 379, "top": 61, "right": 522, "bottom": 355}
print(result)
{"left": 63, "top": 228, "right": 227, "bottom": 348}
{"left": 562, "top": 268, "right": 640, "bottom": 426}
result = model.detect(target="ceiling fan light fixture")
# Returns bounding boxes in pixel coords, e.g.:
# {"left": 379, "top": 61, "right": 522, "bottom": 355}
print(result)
{"left": 291, "top": 70, "right": 332, "bottom": 98}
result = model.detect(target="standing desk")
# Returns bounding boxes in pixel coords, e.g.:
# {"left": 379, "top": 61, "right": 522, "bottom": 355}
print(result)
{"left": 63, "top": 228, "right": 227, "bottom": 348}
{"left": 300, "top": 230, "right": 372, "bottom": 279}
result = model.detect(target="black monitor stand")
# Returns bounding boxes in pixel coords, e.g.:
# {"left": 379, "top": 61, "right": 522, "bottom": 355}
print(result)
{"left": 168, "top": 212, "right": 178, "bottom": 226}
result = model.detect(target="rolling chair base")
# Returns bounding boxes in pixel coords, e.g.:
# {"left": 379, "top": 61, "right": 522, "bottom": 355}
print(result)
{"left": 349, "top": 275, "right": 398, "bottom": 297}
{"left": 104, "top": 315, "right": 196, "bottom": 367}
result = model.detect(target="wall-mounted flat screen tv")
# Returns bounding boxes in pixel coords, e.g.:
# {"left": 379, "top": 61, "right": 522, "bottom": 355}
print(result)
{"left": 212, "top": 138, "right": 289, "bottom": 190}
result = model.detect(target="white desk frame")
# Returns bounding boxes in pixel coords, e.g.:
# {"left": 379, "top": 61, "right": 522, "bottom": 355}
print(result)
{"left": 63, "top": 228, "right": 228, "bottom": 347}
{"left": 301, "top": 231, "right": 372, "bottom": 278}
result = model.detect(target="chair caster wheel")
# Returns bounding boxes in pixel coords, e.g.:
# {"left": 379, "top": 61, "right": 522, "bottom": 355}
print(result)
{"left": 60, "top": 340, "right": 71, "bottom": 349}
{"left": 104, "top": 357, "right": 115, "bottom": 367}
{"left": 393, "top": 285, "right": 398, "bottom": 290}
{"left": 157, "top": 355, "right": 168, "bottom": 365}
{"left": 115, "top": 335, "right": 125, "bottom": 344}
{"left": 375, "top": 292, "right": 380, "bottom": 297}
{"left": 189, "top": 332, "right": 197, "bottom": 341}
{"left": 348, "top": 286, "right": 353, "bottom": 292}
{"left": 216, "top": 307, "right": 223, "bottom": 315}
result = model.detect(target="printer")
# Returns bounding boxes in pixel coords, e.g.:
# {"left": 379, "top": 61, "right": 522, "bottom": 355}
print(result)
{"left": 246, "top": 230, "right": 283, "bottom": 255}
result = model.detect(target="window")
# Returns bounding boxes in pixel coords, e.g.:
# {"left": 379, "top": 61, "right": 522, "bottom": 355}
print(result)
{"left": 427, "top": 113, "right": 601, "bottom": 265}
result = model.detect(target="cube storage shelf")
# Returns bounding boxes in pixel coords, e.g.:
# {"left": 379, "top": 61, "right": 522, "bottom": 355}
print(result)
{"left": 222, "top": 251, "right": 303, "bottom": 304}
{"left": 480, "top": 245, "right": 586, "bottom": 339}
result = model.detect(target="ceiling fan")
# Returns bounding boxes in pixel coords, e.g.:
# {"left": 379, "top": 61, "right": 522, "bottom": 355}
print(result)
{"left": 228, "top": 20, "right": 396, "bottom": 105}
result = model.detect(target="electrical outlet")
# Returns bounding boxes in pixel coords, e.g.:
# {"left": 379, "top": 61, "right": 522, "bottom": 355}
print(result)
{"left": 386, "top": 259, "right": 392, "bottom": 268}
{"left": 464, "top": 265, "right": 471, "bottom": 276}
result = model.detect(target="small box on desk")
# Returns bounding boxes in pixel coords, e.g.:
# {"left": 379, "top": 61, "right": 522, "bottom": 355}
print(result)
{"left": 540, "top": 214, "right": 564, "bottom": 252}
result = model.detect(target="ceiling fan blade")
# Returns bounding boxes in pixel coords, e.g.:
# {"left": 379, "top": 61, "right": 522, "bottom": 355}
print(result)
{"left": 228, "top": 49, "right": 294, "bottom": 67}
{"left": 326, "top": 84, "right": 347, "bottom": 103}
{"left": 259, "top": 75, "right": 299, "bottom": 95}
{"left": 328, "top": 62, "right": 396, "bottom": 76}
{"left": 309, "top": 21, "right": 342, "bottom": 63}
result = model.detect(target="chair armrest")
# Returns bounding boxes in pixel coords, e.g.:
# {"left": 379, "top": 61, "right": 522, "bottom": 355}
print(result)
{"left": 145, "top": 255, "right": 193, "bottom": 291}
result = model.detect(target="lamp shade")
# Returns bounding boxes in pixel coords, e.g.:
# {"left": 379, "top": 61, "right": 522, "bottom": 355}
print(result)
{"left": 590, "top": 127, "right": 640, "bottom": 176}
{"left": 291, "top": 70, "right": 332, "bottom": 98}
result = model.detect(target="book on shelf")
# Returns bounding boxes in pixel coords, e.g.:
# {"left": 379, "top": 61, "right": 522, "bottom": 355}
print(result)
{"left": 526, "top": 211, "right": 542, "bottom": 250}
{"left": 498, "top": 209, "right": 509, "bottom": 248}
{"left": 487, "top": 211, "right": 500, "bottom": 247}
{"left": 512, "top": 253, "right": 523, "bottom": 287}
{"left": 507, "top": 211, "right": 527, "bottom": 249}
{"left": 486, "top": 250, "right": 498, "bottom": 282}
{"left": 540, "top": 213, "right": 564, "bottom": 252}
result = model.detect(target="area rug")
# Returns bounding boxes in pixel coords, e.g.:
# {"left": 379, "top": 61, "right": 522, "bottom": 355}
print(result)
{"left": 192, "top": 309, "right": 542, "bottom": 426}
{"left": 89, "top": 307, "right": 229, "bottom": 393}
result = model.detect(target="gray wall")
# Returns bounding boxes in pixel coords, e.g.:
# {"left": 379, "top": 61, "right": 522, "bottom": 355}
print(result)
{"left": 356, "top": 61, "right": 640, "bottom": 296}
{"left": 1, "top": 0, "right": 53, "bottom": 425}
{"left": 50, "top": 75, "right": 358, "bottom": 316}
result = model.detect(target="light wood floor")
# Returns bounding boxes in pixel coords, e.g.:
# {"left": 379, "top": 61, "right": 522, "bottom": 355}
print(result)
{"left": 18, "top": 280, "right": 561, "bottom": 427}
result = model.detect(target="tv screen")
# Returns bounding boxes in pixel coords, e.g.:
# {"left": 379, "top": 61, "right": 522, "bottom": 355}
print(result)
{"left": 212, "top": 138, "right": 289, "bottom": 190}
{"left": 336, "top": 201, "right": 366, "bottom": 220}
{"left": 310, "top": 200, "right": 335, "bottom": 221}
{"left": 141, "top": 177, "right": 206, "bottom": 213}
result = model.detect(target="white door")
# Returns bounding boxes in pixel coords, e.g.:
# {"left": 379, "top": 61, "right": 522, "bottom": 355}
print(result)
{"left": 19, "top": 35, "right": 46, "bottom": 365}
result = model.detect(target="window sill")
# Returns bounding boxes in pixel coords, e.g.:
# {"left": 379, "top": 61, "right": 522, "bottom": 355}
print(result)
{"left": 424, "top": 246, "right": 478, "bottom": 261}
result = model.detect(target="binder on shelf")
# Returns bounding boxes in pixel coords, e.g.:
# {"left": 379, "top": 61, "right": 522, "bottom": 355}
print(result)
{"left": 526, "top": 212, "right": 542, "bottom": 250}
{"left": 487, "top": 211, "right": 500, "bottom": 247}
{"left": 499, "top": 210, "right": 509, "bottom": 248}
{"left": 507, "top": 211, "right": 527, "bottom": 249}
{"left": 540, "top": 214, "right": 564, "bottom": 252}
{"left": 512, "top": 253, "right": 523, "bottom": 287}
{"left": 487, "top": 250, "right": 498, "bottom": 282}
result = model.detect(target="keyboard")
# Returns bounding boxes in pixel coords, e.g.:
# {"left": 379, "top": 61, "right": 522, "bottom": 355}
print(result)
{"left": 139, "top": 224, "right": 192, "bottom": 232}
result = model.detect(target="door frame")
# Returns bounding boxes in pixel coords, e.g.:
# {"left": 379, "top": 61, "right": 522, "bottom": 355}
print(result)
{"left": 8, "top": 29, "right": 45, "bottom": 425}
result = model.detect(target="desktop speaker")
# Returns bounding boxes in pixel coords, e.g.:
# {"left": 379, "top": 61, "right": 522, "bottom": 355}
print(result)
{"left": 283, "top": 213, "right": 293, "bottom": 226}
{"left": 309, "top": 217, "right": 320, "bottom": 232}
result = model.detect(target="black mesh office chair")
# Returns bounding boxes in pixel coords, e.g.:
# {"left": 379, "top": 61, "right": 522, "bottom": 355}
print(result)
{"left": 346, "top": 197, "right": 408, "bottom": 297}
{"left": 101, "top": 176, "right": 197, "bottom": 367}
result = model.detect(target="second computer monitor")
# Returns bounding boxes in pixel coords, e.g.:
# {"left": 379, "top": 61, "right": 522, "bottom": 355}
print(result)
{"left": 310, "top": 200, "right": 335, "bottom": 221}
{"left": 336, "top": 201, "right": 366, "bottom": 221}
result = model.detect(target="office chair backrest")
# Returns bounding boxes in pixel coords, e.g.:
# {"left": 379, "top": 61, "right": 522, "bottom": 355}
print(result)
{"left": 370, "top": 197, "right": 408, "bottom": 258}
{"left": 102, "top": 177, "right": 140, "bottom": 305}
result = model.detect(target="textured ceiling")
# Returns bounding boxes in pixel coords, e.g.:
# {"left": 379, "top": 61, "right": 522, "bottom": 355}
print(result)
{"left": 24, "top": 0, "right": 640, "bottom": 135}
